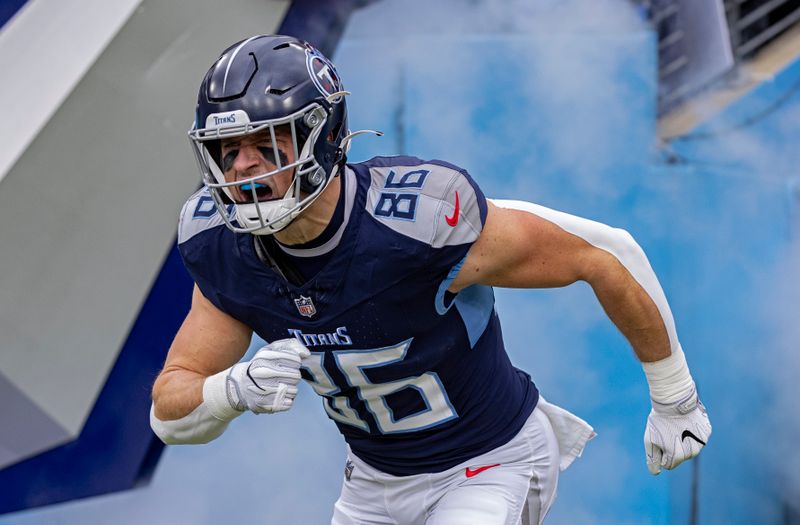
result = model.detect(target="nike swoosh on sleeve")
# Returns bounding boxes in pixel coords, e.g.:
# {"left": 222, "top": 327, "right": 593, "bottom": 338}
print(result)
{"left": 445, "top": 191, "right": 460, "bottom": 227}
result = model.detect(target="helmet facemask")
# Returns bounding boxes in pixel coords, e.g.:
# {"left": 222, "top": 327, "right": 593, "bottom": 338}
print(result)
{"left": 189, "top": 104, "right": 333, "bottom": 235}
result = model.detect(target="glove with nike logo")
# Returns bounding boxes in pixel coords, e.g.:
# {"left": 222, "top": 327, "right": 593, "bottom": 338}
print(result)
{"left": 205, "top": 338, "right": 311, "bottom": 417}
{"left": 641, "top": 345, "right": 711, "bottom": 475}
{"left": 644, "top": 387, "right": 711, "bottom": 475}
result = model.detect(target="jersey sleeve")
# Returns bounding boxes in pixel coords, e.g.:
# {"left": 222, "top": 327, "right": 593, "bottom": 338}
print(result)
{"left": 175, "top": 187, "right": 231, "bottom": 311}
{"left": 422, "top": 161, "right": 488, "bottom": 314}
{"left": 364, "top": 157, "right": 487, "bottom": 279}
{"left": 426, "top": 160, "right": 487, "bottom": 253}
{"left": 177, "top": 187, "right": 226, "bottom": 248}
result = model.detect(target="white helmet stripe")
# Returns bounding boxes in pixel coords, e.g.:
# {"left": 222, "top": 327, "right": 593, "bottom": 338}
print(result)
{"left": 222, "top": 35, "right": 262, "bottom": 94}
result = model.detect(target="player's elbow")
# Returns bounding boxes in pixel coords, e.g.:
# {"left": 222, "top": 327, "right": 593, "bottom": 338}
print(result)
{"left": 149, "top": 402, "right": 228, "bottom": 445}
{"left": 149, "top": 387, "right": 183, "bottom": 445}
{"left": 149, "top": 403, "right": 176, "bottom": 444}
{"left": 149, "top": 402, "right": 186, "bottom": 445}
{"left": 580, "top": 227, "right": 645, "bottom": 283}
{"left": 608, "top": 227, "right": 646, "bottom": 262}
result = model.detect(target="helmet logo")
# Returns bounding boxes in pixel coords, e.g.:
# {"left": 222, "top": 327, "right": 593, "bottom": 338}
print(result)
{"left": 306, "top": 49, "right": 342, "bottom": 101}
{"left": 204, "top": 110, "right": 251, "bottom": 129}
{"left": 212, "top": 114, "right": 236, "bottom": 125}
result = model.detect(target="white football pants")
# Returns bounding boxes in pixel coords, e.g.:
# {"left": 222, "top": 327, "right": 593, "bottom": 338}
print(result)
{"left": 331, "top": 404, "right": 575, "bottom": 525}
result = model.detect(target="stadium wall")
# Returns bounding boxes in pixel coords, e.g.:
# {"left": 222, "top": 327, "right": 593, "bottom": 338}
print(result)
{"left": 0, "top": 0, "right": 375, "bottom": 515}
{"left": 0, "top": 0, "right": 293, "bottom": 512}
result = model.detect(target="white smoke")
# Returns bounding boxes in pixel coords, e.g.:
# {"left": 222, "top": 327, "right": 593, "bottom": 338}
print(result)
{"left": 657, "top": 69, "right": 800, "bottom": 520}
{"left": 754, "top": 217, "right": 800, "bottom": 513}
{"left": 342, "top": 1, "right": 660, "bottom": 524}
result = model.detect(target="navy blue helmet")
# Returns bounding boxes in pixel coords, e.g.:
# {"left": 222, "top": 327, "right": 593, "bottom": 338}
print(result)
{"left": 189, "top": 35, "right": 349, "bottom": 234}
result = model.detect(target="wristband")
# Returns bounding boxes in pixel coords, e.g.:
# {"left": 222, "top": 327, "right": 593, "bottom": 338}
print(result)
{"left": 202, "top": 367, "right": 244, "bottom": 421}
{"left": 149, "top": 369, "right": 243, "bottom": 445}
{"left": 642, "top": 345, "right": 695, "bottom": 404}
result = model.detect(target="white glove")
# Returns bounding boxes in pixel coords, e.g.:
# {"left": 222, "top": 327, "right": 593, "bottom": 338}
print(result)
{"left": 223, "top": 338, "right": 310, "bottom": 415}
{"left": 644, "top": 387, "right": 711, "bottom": 475}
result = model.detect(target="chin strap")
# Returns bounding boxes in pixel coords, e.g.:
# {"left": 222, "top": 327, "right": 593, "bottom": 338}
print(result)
{"left": 253, "top": 235, "right": 306, "bottom": 286}
{"left": 326, "top": 90, "right": 350, "bottom": 103}
{"left": 335, "top": 129, "right": 384, "bottom": 167}
{"left": 341, "top": 129, "right": 384, "bottom": 154}
{"left": 324, "top": 90, "right": 385, "bottom": 156}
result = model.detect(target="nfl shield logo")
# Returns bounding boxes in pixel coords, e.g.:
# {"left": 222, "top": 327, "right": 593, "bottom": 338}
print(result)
{"left": 294, "top": 295, "right": 316, "bottom": 318}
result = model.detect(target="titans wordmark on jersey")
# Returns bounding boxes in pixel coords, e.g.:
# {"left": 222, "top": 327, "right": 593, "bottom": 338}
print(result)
{"left": 177, "top": 156, "right": 539, "bottom": 475}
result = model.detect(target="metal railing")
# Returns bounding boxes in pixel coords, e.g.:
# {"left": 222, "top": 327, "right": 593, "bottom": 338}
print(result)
{"left": 652, "top": 0, "right": 691, "bottom": 112}
{"left": 633, "top": 0, "right": 800, "bottom": 113}
{"left": 630, "top": 0, "right": 692, "bottom": 112}
{"left": 725, "top": 0, "right": 800, "bottom": 58}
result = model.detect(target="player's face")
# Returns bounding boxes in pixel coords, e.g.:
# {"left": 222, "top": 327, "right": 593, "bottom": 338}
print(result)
{"left": 219, "top": 128, "right": 296, "bottom": 204}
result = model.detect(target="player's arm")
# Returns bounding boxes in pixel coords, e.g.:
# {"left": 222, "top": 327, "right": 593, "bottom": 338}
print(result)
{"left": 152, "top": 284, "right": 252, "bottom": 420}
{"left": 150, "top": 285, "right": 310, "bottom": 445}
{"left": 451, "top": 201, "right": 671, "bottom": 362}
{"left": 150, "top": 284, "right": 252, "bottom": 443}
{"left": 450, "top": 200, "right": 711, "bottom": 474}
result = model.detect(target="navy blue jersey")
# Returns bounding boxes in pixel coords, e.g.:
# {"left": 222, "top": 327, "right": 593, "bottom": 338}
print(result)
{"left": 178, "top": 156, "right": 539, "bottom": 475}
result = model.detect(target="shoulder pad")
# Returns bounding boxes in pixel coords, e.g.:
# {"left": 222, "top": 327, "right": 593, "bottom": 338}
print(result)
{"left": 365, "top": 160, "right": 485, "bottom": 248}
{"left": 178, "top": 187, "right": 228, "bottom": 244}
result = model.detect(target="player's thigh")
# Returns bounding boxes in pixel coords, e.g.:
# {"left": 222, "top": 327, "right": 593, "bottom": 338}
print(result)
{"left": 331, "top": 471, "right": 396, "bottom": 525}
{"left": 331, "top": 454, "right": 411, "bottom": 525}
{"left": 425, "top": 465, "right": 532, "bottom": 525}
{"left": 332, "top": 500, "right": 393, "bottom": 525}
{"left": 519, "top": 408, "right": 561, "bottom": 525}
{"left": 428, "top": 407, "right": 560, "bottom": 525}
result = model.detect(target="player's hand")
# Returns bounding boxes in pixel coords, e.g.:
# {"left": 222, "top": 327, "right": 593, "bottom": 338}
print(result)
{"left": 644, "top": 387, "right": 711, "bottom": 475}
{"left": 226, "top": 338, "right": 310, "bottom": 414}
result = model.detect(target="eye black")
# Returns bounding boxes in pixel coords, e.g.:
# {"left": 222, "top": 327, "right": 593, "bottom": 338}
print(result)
{"left": 220, "top": 145, "right": 290, "bottom": 171}
{"left": 222, "top": 150, "right": 238, "bottom": 172}
{"left": 257, "top": 147, "right": 289, "bottom": 168}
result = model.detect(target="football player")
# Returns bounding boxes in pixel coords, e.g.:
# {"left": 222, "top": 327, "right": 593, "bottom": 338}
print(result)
{"left": 150, "top": 35, "right": 711, "bottom": 524}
